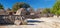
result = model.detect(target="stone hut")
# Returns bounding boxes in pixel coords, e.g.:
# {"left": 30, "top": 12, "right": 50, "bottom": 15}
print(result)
{"left": 6, "top": 8, "right": 12, "bottom": 15}
{"left": 0, "top": 9, "right": 6, "bottom": 15}
{"left": 6, "top": 8, "right": 16, "bottom": 15}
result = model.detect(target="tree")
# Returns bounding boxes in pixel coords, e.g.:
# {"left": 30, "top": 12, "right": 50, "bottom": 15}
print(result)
{"left": 0, "top": 3, "right": 4, "bottom": 9}
{"left": 12, "top": 2, "right": 30, "bottom": 12}
{"left": 50, "top": 0, "right": 60, "bottom": 16}
{"left": 6, "top": 8, "right": 11, "bottom": 11}
{"left": 28, "top": 8, "right": 35, "bottom": 13}
{"left": 42, "top": 8, "right": 50, "bottom": 14}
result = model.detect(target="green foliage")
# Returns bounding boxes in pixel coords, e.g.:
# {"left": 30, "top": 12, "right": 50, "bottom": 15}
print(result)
{"left": 0, "top": 3, "right": 4, "bottom": 9}
{"left": 12, "top": 2, "right": 30, "bottom": 12}
{"left": 50, "top": 1, "right": 60, "bottom": 15}
{"left": 42, "top": 8, "right": 50, "bottom": 14}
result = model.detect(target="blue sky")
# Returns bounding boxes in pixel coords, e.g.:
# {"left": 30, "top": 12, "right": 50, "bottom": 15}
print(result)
{"left": 0, "top": 0, "right": 56, "bottom": 10}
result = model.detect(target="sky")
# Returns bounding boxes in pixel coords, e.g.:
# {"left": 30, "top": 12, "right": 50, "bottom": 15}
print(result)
{"left": 0, "top": 0, "right": 56, "bottom": 10}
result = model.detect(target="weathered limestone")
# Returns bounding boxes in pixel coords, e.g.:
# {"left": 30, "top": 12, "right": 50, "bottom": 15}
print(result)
{"left": 53, "top": 15, "right": 58, "bottom": 18}
{"left": 15, "top": 8, "right": 27, "bottom": 15}
{"left": 14, "top": 8, "right": 27, "bottom": 25}
{"left": 14, "top": 20, "right": 21, "bottom": 25}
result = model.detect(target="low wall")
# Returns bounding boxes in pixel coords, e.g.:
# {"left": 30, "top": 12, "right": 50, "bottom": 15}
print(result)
{"left": 0, "top": 15, "right": 21, "bottom": 25}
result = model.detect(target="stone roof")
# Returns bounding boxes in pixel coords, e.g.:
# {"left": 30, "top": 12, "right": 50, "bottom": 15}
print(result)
{"left": 0, "top": 9, "right": 6, "bottom": 15}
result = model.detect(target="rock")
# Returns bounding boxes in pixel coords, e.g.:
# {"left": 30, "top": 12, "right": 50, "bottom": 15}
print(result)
{"left": 53, "top": 15, "right": 58, "bottom": 18}
{"left": 15, "top": 8, "right": 27, "bottom": 15}
{"left": 14, "top": 20, "right": 21, "bottom": 25}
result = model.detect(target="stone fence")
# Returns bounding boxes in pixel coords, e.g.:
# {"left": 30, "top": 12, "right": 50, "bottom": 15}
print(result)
{"left": 0, "top": 15, "right": 22, "bottom": 25}
{"left": 0, "top": 15, "right": 44, "bottom": 25}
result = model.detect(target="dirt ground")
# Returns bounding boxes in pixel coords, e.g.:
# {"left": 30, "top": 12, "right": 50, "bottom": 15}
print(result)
{"left": 0, "top": 17, "right": 60, "bottom": 28}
